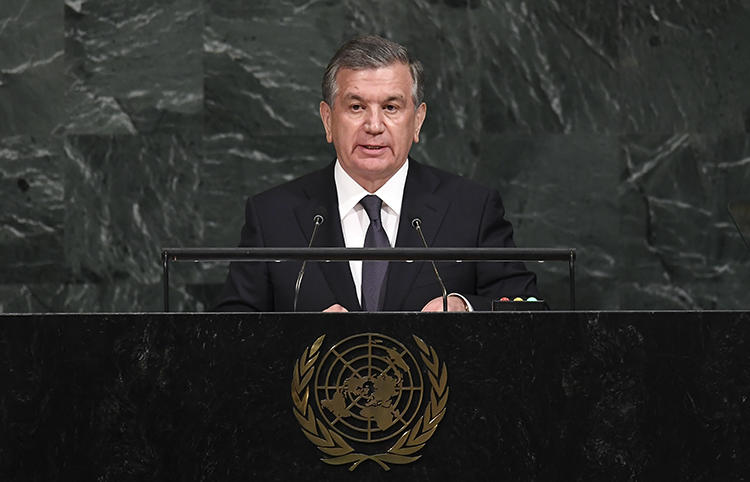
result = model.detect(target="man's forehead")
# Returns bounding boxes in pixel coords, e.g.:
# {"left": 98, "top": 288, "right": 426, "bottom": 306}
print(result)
{"left": 335, "top": 65, "right": 413, "bottom": 100}
{"left": 336, "top": 63, "right": 411, "bottom": 83}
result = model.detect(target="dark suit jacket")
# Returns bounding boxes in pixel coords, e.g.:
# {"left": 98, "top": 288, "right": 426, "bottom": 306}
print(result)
{"left": 215, "top": 160, "right": 540, "bottom": 311}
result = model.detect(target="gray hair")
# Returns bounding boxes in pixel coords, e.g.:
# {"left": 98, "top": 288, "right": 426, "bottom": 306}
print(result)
{"left": 322, "top": 35, "right": 424, "bottom": 109}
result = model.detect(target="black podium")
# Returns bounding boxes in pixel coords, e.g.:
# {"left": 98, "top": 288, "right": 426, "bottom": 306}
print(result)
{"left": 2, "top": 311, "right": 749, "bottom": 480}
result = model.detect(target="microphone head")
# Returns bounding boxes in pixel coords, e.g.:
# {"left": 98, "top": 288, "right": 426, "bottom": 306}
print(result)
{"left": 411, "top": 217, "right": 422, "bottom": 229}
{"left": 313, "top": 207, "right": 327, "bottom": 225}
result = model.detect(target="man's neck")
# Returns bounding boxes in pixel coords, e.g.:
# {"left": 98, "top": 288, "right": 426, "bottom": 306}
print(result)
{"left": 340, "top": 164, "right": 408, "bottom": 194}
{"left": 334, "top": 159, "right": 409, "bottom": 218}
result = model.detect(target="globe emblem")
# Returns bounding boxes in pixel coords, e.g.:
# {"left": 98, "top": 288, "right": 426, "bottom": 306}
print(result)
{"left": 314, "top": 333, "right": 424, "bottom": 443}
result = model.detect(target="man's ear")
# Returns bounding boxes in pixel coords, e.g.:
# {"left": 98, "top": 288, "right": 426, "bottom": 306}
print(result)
{"left": 319, "top": 101, "right": 333, "bottom": 143}
{"left": 413, "top": 102, "right": 427, "bottom": 143}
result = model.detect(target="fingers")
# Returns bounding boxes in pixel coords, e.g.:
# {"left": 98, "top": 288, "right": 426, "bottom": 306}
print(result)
{"left": 421, "top": 296, "right": 443, "bottom": 312}
{"left": 421, "top": 295, "right": 467, "bottom": 312}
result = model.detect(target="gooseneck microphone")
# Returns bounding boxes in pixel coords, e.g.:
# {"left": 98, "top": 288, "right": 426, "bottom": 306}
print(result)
{"left": 293, "top": 211, "right": 325, "bottom": 312}
{"left": 411, "top": 218, "right": 448, "bottom": 312}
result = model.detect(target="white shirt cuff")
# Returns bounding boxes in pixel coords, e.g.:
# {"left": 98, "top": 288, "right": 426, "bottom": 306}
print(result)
{"left": 448, "top": 292, "right": 473, "bottom": 312}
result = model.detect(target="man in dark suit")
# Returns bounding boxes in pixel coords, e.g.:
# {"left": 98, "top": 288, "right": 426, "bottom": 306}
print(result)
{"left": 216, "top": 35, "right": 540, "bottom": 312}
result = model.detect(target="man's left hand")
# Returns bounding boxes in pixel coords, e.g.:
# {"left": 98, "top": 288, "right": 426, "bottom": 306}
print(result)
{"left": 421, "top": 295, "right": 468, "bottom": 312}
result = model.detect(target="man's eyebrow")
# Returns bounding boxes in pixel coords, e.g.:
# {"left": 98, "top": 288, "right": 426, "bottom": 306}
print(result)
{"left": 343, "top": 94, "right": 365, "bottom": 102}
{"left": 342, "top": 93, "right": 406, "bottom": 103}
{"left": 383, "top": 95, "right": 406, "bottom": 104}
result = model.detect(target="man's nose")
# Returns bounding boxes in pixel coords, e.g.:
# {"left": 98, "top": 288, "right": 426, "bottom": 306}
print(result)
{"left": 363, "top": 109, "right": 385, "bottom": 134}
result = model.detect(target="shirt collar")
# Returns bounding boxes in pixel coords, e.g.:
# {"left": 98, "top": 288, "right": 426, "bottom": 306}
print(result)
{"left": 334, "top": 159, "right": 408, "bottom": 217}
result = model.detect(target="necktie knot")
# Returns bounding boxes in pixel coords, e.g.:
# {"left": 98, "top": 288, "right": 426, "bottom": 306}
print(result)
{"left": 360, "top": 195, "right": 383, "bottom": 223}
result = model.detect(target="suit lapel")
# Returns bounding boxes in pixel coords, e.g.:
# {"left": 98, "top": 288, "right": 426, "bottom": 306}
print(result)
{"left": 293, "top": 164, "right": 361, "bottom": 311}
{"left": 383, "top": 161, "right": 450, "bottom": 310}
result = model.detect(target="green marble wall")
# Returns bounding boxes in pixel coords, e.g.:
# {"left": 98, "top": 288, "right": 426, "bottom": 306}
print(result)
{"left": 1, "top": 0, "right": 749, "bottom": 312}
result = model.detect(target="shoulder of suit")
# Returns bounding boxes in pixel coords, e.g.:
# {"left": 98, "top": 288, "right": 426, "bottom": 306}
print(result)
{"left": 250, "top": 162, "right": 333, "bottom": 203}
{"left": 410, "top": 159, "right": 495, "bottom": 194}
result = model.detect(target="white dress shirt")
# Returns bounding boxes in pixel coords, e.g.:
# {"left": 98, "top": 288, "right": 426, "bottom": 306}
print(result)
{"left": 334, "top": 159, "right": 408, "bottom": 305}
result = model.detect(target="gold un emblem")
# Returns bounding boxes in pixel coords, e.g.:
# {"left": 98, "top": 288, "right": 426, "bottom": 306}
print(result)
{"left": 291, "top": 333, "right": 449, "bottom": 471}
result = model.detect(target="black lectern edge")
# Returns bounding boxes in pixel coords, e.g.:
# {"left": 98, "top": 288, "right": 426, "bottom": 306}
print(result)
{"left": 3, "top": 310, "right": 748, "bottom": 318}
{"left": 160, "top": 247, "right": 577, "bottom": 312}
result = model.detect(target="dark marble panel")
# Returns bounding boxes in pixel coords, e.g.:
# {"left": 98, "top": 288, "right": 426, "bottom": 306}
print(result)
{"left": 203, "top": 0, "right": 342, "bottom": 137}
{"left": 1, "top": 311, "right": 749, "bottom": 480}
{"left": 0, "top": 0, "right": 64, "bottom": 137}
{"left": 477, "top": 0, "right": 621, "bottom": 134}
{"left": 1, "top": 284, "right": 61, "bottom": 313}
{"left": 62, "top": 135, "right": 203, "bottom": 289}
{"left": 619, "top": 133, "right": 750, "bottom": 309}
{"left": 62, "top": 0, "right": 203, "bottom": 135}
{"left": 0, "top": 136, "right": 66, "bottom": 284}
{"left": 0, "top": 281, "right": 169, "bottom": 313}
{"left": 62, "top": 281, "right": 171, "bottom": 312}
{"left": 1, "top": 0, "right": 750, "bottom": 313}
{"left": 409, "top": 133, "right": 480, "bottom": 179}
{"left": 167, "top": 261, "right": 225, "bottom": 310}
{"left": 474, "top": 133, "right": 621, "bottom": 310}
{"left": 618, "top": 0, "right": 750, "bottom": 134}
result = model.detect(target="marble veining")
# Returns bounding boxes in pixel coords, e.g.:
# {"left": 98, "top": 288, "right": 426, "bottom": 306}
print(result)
{"left": 0, "top": 0, "right": 749, "bottom": 311}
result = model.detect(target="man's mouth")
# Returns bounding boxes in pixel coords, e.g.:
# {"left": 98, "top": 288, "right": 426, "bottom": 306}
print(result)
{"left": 360, "top": 145, "right": 386, "bottom": 151}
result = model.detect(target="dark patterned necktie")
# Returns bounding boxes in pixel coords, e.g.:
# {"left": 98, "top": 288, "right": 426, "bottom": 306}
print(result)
{"left": 360, "top": 195, "right": 390, "bottom": 311}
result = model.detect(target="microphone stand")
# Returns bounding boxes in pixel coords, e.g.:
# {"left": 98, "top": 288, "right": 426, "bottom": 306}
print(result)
{"left": 293, "top": 213, "right": 324, "bottom": 312}
{"left": 412, "top": 218, "right": 448, "bottom": 312}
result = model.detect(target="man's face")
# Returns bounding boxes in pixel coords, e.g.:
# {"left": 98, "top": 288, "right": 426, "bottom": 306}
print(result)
{"left": 319, "top": 62, "right": 427, "bottom": 192}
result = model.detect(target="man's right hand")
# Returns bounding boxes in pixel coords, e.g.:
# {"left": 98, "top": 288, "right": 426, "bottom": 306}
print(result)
{"left": 323, "top": 304, "right": 349, "bottom": 312}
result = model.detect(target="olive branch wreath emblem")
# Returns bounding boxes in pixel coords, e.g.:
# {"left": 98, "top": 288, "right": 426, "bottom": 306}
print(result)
{"left": 291, "top": 334, "right": 449, "bottom": 471}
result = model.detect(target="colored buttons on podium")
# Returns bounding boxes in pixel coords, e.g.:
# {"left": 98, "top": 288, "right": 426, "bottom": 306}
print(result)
{"left": 491, "top": 296, "right": 546, "bottom": 311}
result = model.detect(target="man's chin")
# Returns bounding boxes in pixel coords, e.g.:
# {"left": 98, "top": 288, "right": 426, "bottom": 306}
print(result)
{"left": 350, "top": 155, "right": 397, "bottom": 170}
{"left": 344, "top": 158, "right": 402, "bottom": 188}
